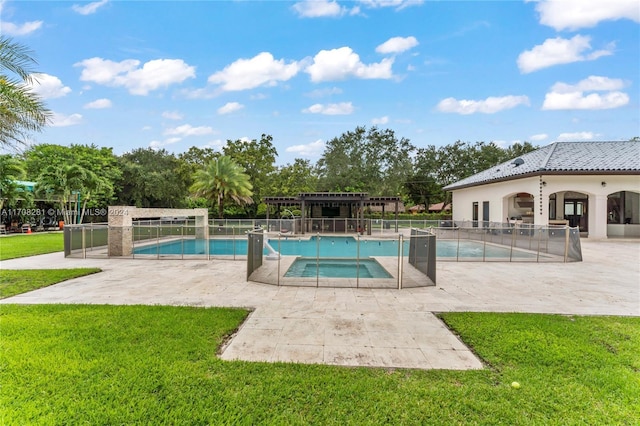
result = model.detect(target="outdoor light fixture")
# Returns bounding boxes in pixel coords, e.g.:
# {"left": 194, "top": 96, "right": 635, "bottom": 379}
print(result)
{"left": 601, "top": 181, "right": 607, "bottom": 187}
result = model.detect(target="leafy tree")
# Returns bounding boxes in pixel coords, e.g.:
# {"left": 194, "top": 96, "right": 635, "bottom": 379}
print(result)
{"left": 190, "top": 156, "right": 253, "bottom": 219}
{"left": 115, "top": 148, "right": 190, "bottom": 208}
{"left": 0, "top": 154, "right": 28, "bottom": 210}
{"left": 404, "top": 146, "right": 445, "bottom": 209}
{"left": 405, "top": 140, "right": 539, "bottom": 208}
{"left": 504, "top": 141, "right": 538, "bottom": 159}
{"left": 272, "top": 159, "right": 318, "bottom": 196}
{"left": 178, "top": 146, "right": 219, "bottom": 169}
{"left": 316, "top": 126, "right": 415, "bottom": 195}
{"left": 24, "top": 144, "right": 120, "bottom": 210}
{"left": 223, "top": 134, "right": 277, "bottom": 217}
{"left": 0, "top": 36, "right": 52, "bottom": 149}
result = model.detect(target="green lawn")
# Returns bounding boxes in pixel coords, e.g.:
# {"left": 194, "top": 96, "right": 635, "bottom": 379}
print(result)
{"left": 1, "top": 306, "right": 638, "bottom": 424}
{"left": 0, "top": 232, "right": 64, "bottom": 260}
{"left": 0, "top": 268, "right": 102, "bottom": 299}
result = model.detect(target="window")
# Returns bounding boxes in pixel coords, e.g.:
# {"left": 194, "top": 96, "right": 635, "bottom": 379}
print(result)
{"left": 472, "top": 202, "right": 478, "bottom": 227}
{"left": 608, "top": 191, "right": 640, "bottom": 224}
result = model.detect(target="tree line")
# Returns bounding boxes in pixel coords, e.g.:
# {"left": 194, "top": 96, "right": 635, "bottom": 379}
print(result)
{"left": 1, "top": 130, "right": 538, "bottom": 223}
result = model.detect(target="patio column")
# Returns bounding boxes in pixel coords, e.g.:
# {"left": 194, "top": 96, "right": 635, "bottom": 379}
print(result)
{"left": 193, "top": 209, "right": 209, "bottom": 240}
{"left": 395, "top": 201, "right": 399, "bottom": 232}
{"left": 590, "top": 194, "right": 608, "bottom": 239}
{"left": 108, "top": 206, "right": 134, "bottom": 256}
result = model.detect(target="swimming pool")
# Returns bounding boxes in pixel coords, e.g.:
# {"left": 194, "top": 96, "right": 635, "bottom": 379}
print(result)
{"left": 133, "top": 236, "right": 536, "bottom": 259}
{"left": 284, "top": 258, "right": 393, "bottom": 278}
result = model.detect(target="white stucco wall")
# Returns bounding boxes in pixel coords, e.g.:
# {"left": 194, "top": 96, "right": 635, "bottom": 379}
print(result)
{"left": 449, "top": 174, "right": 640, "bottom": 239}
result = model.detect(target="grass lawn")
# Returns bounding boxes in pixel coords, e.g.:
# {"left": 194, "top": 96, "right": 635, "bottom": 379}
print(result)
{"left": 0, "top": 232, "right": 64, "bottom": 260}
{"left": 1, "top": 306, "right": 638, "bottom": 424}
{"left": 0, "top": 269, "right": 102, "bottom": 299}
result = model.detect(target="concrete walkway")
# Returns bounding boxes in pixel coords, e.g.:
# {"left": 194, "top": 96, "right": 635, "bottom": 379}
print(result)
{"left": 2, "top": 239, "right": 638, "bottom": 370}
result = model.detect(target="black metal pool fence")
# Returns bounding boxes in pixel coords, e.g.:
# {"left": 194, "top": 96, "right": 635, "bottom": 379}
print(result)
{"left": 63, "top": 218, "right": 582, "bottom": 264}
{"left": 244, "top": 228, "right": 436, "bottom": 289}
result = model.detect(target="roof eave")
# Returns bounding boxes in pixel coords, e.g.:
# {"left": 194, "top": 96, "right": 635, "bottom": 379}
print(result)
{"left": 444, "top": 170, "right": 640, "bottom": 191}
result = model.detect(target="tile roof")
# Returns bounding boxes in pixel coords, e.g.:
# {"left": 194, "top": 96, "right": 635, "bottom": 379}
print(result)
{"left": 444, "top": 141, "right": 640, "bottom": 191}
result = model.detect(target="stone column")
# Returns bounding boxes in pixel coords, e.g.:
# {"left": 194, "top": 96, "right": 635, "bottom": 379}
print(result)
{"left": 194, "top": 208, "right": 209, "bottom": 240}
{"left": 108, "top": 206, "right": 134, "bottom": 256}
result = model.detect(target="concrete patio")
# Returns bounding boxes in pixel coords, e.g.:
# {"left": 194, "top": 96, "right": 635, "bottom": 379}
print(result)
{"left": 2, "top": 239, "right": 638, "bottom": 370}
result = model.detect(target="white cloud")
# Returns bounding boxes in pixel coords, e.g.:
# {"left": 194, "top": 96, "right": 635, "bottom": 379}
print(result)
{"left": 149, "top": 137, "right": 182, "bottom": 149}
{"left": 302, "top": 102, "right": 354, "bottom": 115}
{"left": 358, "top": 0, "right": 424, "bottom": 11}
{"left": 285, "top": 139, "right": 326, "bottom": 158}
{"left": 542, "top": 76, "right": 629, "bottom": 110}
{"left": 201, "top": 139, "right": 225, "bottom": 150}
{"left": 217, "top": 102, "right": 244, "bottom": 115}
{"left": 306, "top": 47, "right": 394, "bottom": 82}
{"left": 550, "top": 75, "right": 626, "bottom": 93}
{"left": 371, "top": 116, "right": 389, "bottom": 125}
{"left": 305, "top": 87, "right": 343, "bottom": 98}
{"left": 208, "top": 52, "right": 300, "bottom": 91}
{"left": 162, "top": 111, "right": 183, "bottom": 120}
{"left": 535, "top": 0, "right": 639, "bottom": 31}
{"left": 51, "top": 112, "right": 82, "bottom": 127}
{"left": 72, "top": 0, "right": 108, "bottom": 15}
{"left": 517, "top": 35, "right": 613, "bottom": 74}
{"left": 0, "top": 3, "right": 43, "bottom": 36}
{"left": 164, "top": 124, "right": 214, "bottom": 137}
{"left": 75, "top": 57, "right": 195, "bottom": 95}
{"left": 84, "top": 98, "right": 112, "bottom": 109}
{"left": 437, "top": 95, "right": 530, "bottom": 114}
{"left": 27, "top": 73, "right": 71, "bottom": 99}
{"left": 181, "top": 87, "right": 220, "bottom": 100}
{"left": 530, "top": 133, "right": 549, "bottom": 142}
{"left": 0, "top": 19, "right": 43, "bottom": 36}
{"left": 376, "top": 36, "right": 419, "bottom": 54}
{"left": 557, "top": 132, "right": 599, "bottom": 141}
{"left": 292, "top": 0, "right": 346, "bottom": 17}
{"left": 543, "top": 92, "right": 629, "bottom": 110}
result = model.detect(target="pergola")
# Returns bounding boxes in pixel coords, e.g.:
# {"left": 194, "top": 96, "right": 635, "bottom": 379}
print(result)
{"left": 264, "top": 192, "right": 401, "bottom": 234}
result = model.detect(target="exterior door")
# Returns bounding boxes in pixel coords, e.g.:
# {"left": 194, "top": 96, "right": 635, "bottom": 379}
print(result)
{"left": 564, "top": 199, "right": 588, "bottom": 232}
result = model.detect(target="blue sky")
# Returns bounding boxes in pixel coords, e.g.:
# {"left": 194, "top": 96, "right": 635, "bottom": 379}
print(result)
{"left": 2, "top": 0, "right": 639, "bottom": 164}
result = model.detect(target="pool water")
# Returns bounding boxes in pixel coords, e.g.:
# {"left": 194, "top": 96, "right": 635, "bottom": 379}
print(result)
{"left": 284, "top": 258, "right": 393, "bottom": 279}
{"left": 133, "top": 236, "right": 535, "bottom": 259}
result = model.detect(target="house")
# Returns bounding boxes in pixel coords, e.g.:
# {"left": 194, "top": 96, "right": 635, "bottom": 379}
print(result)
{"left": 443, "top": 141, "right": 640, "bottom": 239}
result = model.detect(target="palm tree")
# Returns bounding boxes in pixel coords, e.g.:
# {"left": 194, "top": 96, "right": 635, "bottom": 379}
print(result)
{"left": 36, "top": 164, "right": 89, "bottom": 225}
{"left": 0, "top": 36, "right": 52, "bottom": 149}
{"left": 0, "top": 154, "right": 27, "bottom": 210}
{"left": 190, "top": 156, "right": 253, "bottom": 219}
{"left": 77, "top": 170, "right": 106, "bottom": 224}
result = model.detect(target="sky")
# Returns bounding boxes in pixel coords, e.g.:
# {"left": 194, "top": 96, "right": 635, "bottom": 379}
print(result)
{"left": 2, "top": 0, "right": 639, "bottom": 165}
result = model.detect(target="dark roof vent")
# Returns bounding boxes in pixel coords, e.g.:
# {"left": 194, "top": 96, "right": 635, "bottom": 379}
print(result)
{"left": 512, "top": 158, "right": 524, "bottom": 167}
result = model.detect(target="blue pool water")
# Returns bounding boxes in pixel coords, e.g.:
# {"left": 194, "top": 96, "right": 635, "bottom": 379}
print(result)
{"left": 133, "top": 236, "right": 535, "bottom": 259}
{"left": 284, "top": 258, "right": 393, "bottom": 279}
